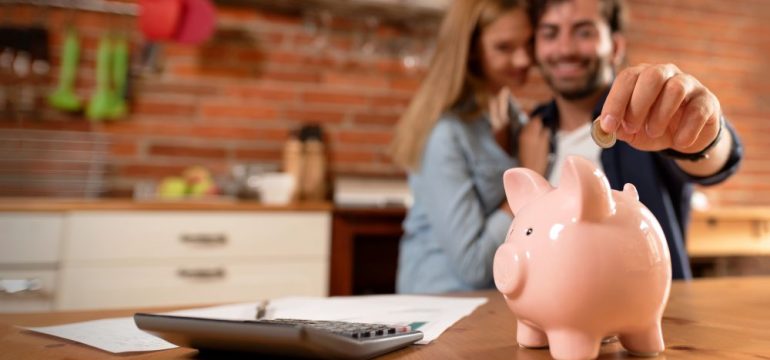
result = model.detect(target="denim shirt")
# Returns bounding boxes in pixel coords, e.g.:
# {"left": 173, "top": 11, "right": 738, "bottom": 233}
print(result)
{"left": 396, "top": 111, "right": 517, "bottom": 294}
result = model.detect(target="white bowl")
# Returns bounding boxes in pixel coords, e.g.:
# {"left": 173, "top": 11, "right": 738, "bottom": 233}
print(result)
{"left": 247, "top": 172, "right": 296, "bottom": 205}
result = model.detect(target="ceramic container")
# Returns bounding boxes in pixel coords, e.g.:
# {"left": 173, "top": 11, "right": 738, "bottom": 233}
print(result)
{"left": 493, "top": 156, "right": 671, "bottom": 360}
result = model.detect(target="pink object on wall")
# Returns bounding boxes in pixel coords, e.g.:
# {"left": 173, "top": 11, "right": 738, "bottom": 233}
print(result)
{"left": 175, "top": 0, "right": 217, "bottom": 45}
{"left": 493, "top": 156, "right": 672, "bottom": 360}
{"left": 138, "top": 0, "right": 184, "bottom": 41}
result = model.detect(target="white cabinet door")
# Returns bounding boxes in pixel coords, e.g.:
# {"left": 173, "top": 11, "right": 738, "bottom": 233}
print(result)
{"left": 58, "top": 210, "right": 331, "bottom": 310}
{"left": 64, "top": 212, "right": 330, "bottom": 262}
{"left": 0, "top": 213, "right": 63, "bottom": 264}
{"left": 0, "top": 269, "right": 58, "bottom": 312}
{"left": 57, "top": 259, "right": 328, "bottom": 310}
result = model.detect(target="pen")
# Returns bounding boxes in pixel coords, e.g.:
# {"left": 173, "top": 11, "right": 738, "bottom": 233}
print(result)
{"left": 256, "top": 300, "right": 269, "bottom": 320}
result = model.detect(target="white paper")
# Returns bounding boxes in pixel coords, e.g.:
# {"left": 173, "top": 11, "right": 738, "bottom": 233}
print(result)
{"left": 167, "top": 295, "right": 487, "bottom": 344}
{"left": 26, "top": 317, "right": 177, "bottom": 353}
{"left": 23, "top": 295, "right": 487, "bottom": 353}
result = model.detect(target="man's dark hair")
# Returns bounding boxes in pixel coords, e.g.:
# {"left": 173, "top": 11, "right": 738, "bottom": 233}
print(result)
{"left": 529, "top": 0, "right": 626, "bottom": 33}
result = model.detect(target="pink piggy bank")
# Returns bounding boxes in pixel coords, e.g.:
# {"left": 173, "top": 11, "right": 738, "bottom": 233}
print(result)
{"left": 493, "top": 156, "right": 671, "bottom": 360}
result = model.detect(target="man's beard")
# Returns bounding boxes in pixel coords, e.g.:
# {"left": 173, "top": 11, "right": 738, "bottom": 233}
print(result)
{"left": 540, "top": 55, "right": 609, "bottom": 100}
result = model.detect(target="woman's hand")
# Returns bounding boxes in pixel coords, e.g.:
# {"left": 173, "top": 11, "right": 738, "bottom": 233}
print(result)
{"left": 518, "top": 115, "right": 550, "bottom": 176}
{"left": 489, "top": 87, "right": 513, "bottom": 153}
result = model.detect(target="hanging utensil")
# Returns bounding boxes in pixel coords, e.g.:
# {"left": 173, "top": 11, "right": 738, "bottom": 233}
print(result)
{"left": 109, "top": 32, "right": 129, "bottom": 119}
{"left": 48, "top": 26, "right": 82, "bottom": 112}
{"left": 86, "top": 33, "right": 113, "bottom": 121}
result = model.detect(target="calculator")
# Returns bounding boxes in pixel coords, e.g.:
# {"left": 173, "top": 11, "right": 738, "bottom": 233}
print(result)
{"left": 134, "top": 313, "right": 423, "bottom": 359}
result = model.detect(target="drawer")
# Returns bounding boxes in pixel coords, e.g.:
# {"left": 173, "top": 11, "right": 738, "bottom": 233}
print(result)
{"left": 56, "top": 259, "right": 328, "bottom": 310}
{"left": 0, "top": 269, "right": 57, "bottom": 313}
{"left": 0, "top": 213, "right": 63, "bottom": 265}
{"left": 64, "top": 211, "right": 331, "bottom": 262}
{"left": 688, "top": 219, "right": 770, "bottom": 257}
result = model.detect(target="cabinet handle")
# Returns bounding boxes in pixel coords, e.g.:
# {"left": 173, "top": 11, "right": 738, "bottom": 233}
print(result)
{"left": 0, "top": 278, "right": 43, "bottom": 294}
{"left": 179, "top": 233, "right": 228, "bottom": 245}
{"left": 177, "top": 268, "right": 226, "bottom": 279}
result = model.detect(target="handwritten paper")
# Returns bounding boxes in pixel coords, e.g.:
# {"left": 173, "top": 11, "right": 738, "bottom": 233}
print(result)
{"left": 26, "top": 317, "right": 177, "bottom": 353}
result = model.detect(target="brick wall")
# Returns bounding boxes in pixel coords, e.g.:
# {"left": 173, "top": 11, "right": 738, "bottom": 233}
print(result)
{"left": 0, "top": 0, "right": 767, "bottom": 205}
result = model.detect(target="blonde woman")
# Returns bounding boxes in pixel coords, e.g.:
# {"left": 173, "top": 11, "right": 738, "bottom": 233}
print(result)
{"left": 390, "top": 0, "right": 548, "bottom": 293}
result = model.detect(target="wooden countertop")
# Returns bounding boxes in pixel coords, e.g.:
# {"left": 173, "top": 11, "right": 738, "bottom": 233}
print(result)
{"left": 0, "top": 198, "right": 333, "bottom": 212}
{"left": 1, "top": 276, "right": 769, "bottom": 359}
{"left": 692, "top": 206, "right": 770, "bottom": 221}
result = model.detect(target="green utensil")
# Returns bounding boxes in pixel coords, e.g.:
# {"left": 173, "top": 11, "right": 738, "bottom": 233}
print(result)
{"left": 48, "top": 27, "right": 81, "bottom": 112}
{"left": 108, "top": 35, "right": 129, "bottom": 119}
{"left": 86, "top": 34, "right": 113, "bottom": 121}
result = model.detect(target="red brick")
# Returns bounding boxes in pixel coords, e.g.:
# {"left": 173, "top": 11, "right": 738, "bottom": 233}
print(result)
{"left": 284, "top": 110, "right": 346, "bottom": 124}
{"left": 301, "top": 92, "right": 369, "bottom": 106}
{"left": 116, "top": 164, "right": 189, "bottom": 178}
{"left": 253, "top": 11, "right": 302, "bottom": 26}
{"left": 322, "top": 72, "right": 390, "bottom": 89}
{"left": 218, "top": 7, "right": 260, "bottom": 21}
{"left": 332, "top": 130, "right": 392, "bottom": 145}
{"left": 189, "top": 126, "right": 290, "bottom": 141}
{"left": 234, "top": 148, "right": 283, "bottom": 161}
{"left": 200, "top": 103, "right": 279, "bottom": 120}
{"left": 329, "top": 149, "right": 378, "bottom": 163}
{"left": 390, "top": 77, "right": 423, "bottom": 92}
{"left": 223, "top": 86, "right": 297, "bottom": 102}
{"left": 258, "top": 69, "right": 321, "bottom": 83}
{"left": 351, "top": 113, "right": 401, "bottom": 126}
{"left": 167, "top": 63, "right": 255, "bottom": 79}
{"left": 133, "top": 99, "right": 198, "bottom": 117}
{"left": 369, "top": 95, "right": 412, "bottom": 109}
{"left": 109, "top": 141, "right": 138, "bottom": 157}
{"left": 149, "top": 144, "right": 228, "bottom": 159}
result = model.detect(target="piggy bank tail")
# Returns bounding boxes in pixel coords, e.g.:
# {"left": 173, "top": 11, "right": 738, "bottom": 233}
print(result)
{"left": 494, "top": 243, "right": 526, "bottom": 297}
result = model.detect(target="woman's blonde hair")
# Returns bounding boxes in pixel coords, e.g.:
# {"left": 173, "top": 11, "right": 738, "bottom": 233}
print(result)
{"left": 389, "top": 0, "right": 528, "bottom": 170}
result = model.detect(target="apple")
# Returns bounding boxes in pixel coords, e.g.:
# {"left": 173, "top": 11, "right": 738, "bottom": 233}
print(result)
{"left": 158, "top": 177, "right": 188, "bottom": 199}
{"left": 182, "top": 166, "right": 212, "bottom": 185}
{"left": 188, "top": 179, "right": 218, "bottom": 197}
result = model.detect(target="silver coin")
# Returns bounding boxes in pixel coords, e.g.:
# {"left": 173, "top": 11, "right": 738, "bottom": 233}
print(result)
{"left": 591, "top": 117, "right": 616, "bottom": 148}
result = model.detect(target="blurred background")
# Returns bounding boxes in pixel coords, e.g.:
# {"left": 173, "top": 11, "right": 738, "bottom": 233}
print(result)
{"left": 1, "top": 0, "right": 769, "bottom": 312}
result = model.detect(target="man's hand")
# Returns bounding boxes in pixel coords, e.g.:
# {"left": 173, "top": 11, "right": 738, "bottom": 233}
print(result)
{"left": 599, "top": 63, "right": 731, "bottom": 176}
{"left": 599, "top": 63, "right": 720, "bottom": 153}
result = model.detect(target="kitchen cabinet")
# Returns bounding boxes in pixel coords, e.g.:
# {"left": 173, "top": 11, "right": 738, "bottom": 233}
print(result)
{"left": 688, "top": 207, "right": 770, "bottom": 276}
{"left": 0, "top": 213, "right": 64, "bottom": 312}
{"left": 0, "top": 201, "right": 331, "bottom": 312}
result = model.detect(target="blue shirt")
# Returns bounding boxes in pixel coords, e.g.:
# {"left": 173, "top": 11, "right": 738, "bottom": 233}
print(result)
{"left": 396, "top": 111, "right": 516, "bottom": 294}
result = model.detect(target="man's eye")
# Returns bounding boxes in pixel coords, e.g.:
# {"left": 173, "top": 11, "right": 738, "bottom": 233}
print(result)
{"left": 576, "top": 29, "right": 594, "bottom": 38}
{"left": 526, "top": 228, "right": 533, "bottom": 236}
{"left": 538, "top": 31, "right": 556, "bottom": 40}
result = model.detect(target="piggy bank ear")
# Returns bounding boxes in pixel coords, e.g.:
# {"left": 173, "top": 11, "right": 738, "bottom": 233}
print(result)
{"left": 559, "top": 156, "right": 616, "bottom": 222}
{"left": 503, "top": 168, "right": 552, "bottom": 215}
{"left": 623, "top": 183, "right": 639, "bottom": 201}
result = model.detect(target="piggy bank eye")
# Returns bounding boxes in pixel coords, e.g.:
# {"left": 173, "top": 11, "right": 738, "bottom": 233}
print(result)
{"left": 526, "top": 228, "right": 533, "bottom": 236}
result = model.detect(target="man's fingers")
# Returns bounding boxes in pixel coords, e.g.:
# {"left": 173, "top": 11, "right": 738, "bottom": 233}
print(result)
{"left": 600, "top": 65, "right": 643, "bottom": 133}
{"left": 646, "top": 73, "right": 693, "bottom": 138}
{"left": 626, "top": 64, "right": 679, "bottom": 135}
{"left": 674, "top": 94, "right": 717, "bottom": 148}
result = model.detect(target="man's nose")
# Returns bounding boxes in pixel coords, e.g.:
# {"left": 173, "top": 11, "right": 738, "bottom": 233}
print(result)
{"left": 555, "top": 32, "right": 578, "bottom": 56}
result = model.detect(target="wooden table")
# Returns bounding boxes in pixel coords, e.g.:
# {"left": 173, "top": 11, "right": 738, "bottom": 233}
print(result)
{"left": 1, "top": 276, "right": 769, "bottom": 359}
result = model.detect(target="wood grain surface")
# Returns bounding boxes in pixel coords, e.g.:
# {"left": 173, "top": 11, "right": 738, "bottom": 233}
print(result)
{"left": 1, "top": 277, "right": 769, "bottom": 359}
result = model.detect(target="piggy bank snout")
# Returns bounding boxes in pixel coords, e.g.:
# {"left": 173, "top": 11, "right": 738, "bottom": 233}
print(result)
{"left": 494, "top": 243, "right": 526, "bottom": 297}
